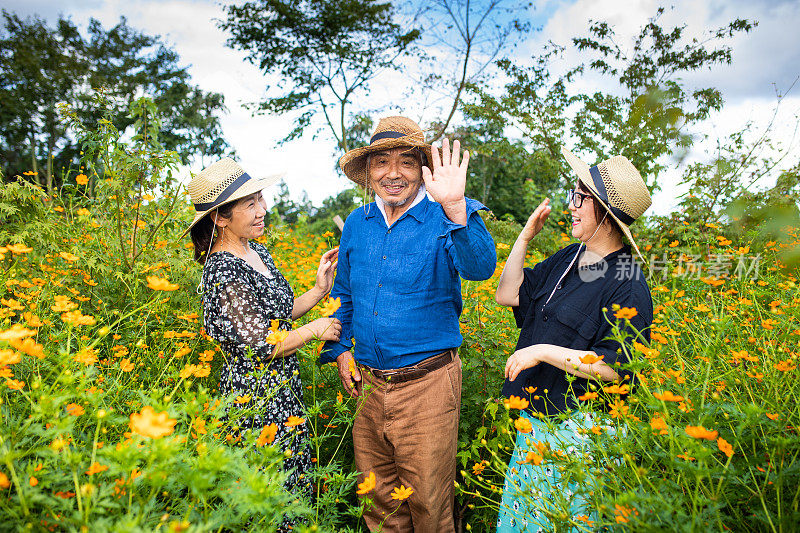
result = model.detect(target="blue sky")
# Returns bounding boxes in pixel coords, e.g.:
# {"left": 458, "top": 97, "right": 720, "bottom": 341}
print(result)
{"left": 3, "top": 0, "right": 799, "bottom": 215}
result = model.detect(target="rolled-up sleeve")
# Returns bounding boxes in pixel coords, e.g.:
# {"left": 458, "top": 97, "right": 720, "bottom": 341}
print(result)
{"left": 319, "top": 221, "right": 355, "bottom": 364}
{"left": 445, "top": 199, "right": 496, "bottom": 281}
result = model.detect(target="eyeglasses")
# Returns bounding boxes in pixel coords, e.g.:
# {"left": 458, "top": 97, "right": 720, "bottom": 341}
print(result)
{"left": 566, "top": 189, "right": 593, "bottom": 209}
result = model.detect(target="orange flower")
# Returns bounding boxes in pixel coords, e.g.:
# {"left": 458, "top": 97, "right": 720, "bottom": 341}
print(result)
{"left": 256, "top": 423, "right": 278, "bottom": 446}
{"left": 579, "top": 353, "right": 603, "bottom": 364}
{"left": 0, "top": 350, "right": 21, "bottom": 366}
{"left": 59, "top": 252, "right": 79, "bottom": 262}
{"left": 65, "top": 403, "right": 85, "bottom": 416}
{"left": 9, "top": 338, "right": 44, "bottom": 359}
{"left": 356, "top": 471, "right": 377, "bottom": 495}
{"left": 653, "top": 391, "right": 684, "bottom": 402}
{"left": 0, "top": 472, "right": 9, "bottom": 489}
{"left": 0, "top": 324, "right": 37, "bottom": 341}
{"left": 51, "top": 295, "right": 77, "bottom": 313}
{"left": 120, "top": 359, "right": 134, "bottom": 372}
{"left": 285, "top": 416, "right": 305, "bottom": 427}
{"left": 717, "top": 437, "right": 734, "bottom": 458}
{"left": 603, "top": 384, "right": 630, "bottom": 395}
{"left": 6, "top": 243, "right": 33, "bottom": 254}
{"left": 318, "top": 297, "right": 341, "bottom": 317}
{"left": 517, "top": 451, "right": 543, "bottom": 466}
{"left": 179, "top": 364, "right": 197, "bottom": 379}
{"left": 774, "top": 360, "right": 796, "bottom": 372}
{"left": 471, "top": 462, "right": 486, "bottom": 475}
{"left": 73, "top": 348, "right": 98, "bottom": 365}
{"left": 6, "top": 379, "right": 25, "bottom": 390}
{"left": 235, "top": 395, "right": 252, "bottom": 404}
{"left": 146, "top": 276, "right": 179, "bottom": 291}
{"left": 514, "top": 417, "right": 532, "bottom": 434}
{"left": 61, "top": 310, "right": 96, "bottom": 326}
{"left": 685, "top": 425, "right": 718, "bottom": 440}
{"left": 76, "top": 174, "right": 89, "bottom": 185}
{"left": 504, "top": 395, "right": 529, "bottom": 410}
{"left": 1, "top": 298, "right": 23, "bottom": 311}
{"left": 85, "top": 462, "right": 108, "bottom": 476}
{"left": 266, "top": 329, "right": 290, "bottom": 345}
{"left": 390, "top": 485, "right": 414, "bottom": 500}
{"left": 649, "top": 416, "right": 668, "bottom": 435}
{"left": 193, "top": 364, "right": 211, "bottom": 378}
{"left": 668, "top": 240, "right": 679, "bottom": 247}
{"left": 29, "top": 476, "right": 38, "bottom": 487}
{"left": 614, "top": 307, "right": 638, "bottom": 320}
{"left": 614, "top": 504, "right": 638, "bottom": 523}
{"left": 765, "top": 413, "right": 779, "bottom": 421}
{"left": 577, "top": 391, "right": 598, "bottom": 401}
{"left": 129, "top": 406, "right": 177, "bottom": 439}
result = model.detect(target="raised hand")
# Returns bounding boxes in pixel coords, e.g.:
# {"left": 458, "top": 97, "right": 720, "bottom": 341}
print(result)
{"left": 422, "top": 138, "right": 469, "bottom": 225}
{"left": 314, "top": 247, "right": 339, "bottom": 295}
{"left": 519, "top": 199, "right": 551, "bottom": 243}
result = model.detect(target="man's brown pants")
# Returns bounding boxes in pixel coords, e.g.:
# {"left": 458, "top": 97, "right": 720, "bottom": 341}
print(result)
{"left": 353, "top": 354, "right": 462, "bottom": 533}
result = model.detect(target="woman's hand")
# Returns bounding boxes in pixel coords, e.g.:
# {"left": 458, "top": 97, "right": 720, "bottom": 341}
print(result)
{"left": 518, "top": 198, "right": 551, "bottom": 243}
{"left": 314, "top": 247, "right": 339, "bottom": 296}
{"left": 505, "top": 345, "right": 543, "bottom": 382}
{"left": 306, "top": 317, "right": 342, "bottom": 342}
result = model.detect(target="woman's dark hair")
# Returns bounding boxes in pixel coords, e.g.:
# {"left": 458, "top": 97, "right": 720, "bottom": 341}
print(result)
{"left": 576, "top": 180, "right": 624, "bottom": 239}
{"left": 190, "top": 201, "right": 236, "bottom": 264}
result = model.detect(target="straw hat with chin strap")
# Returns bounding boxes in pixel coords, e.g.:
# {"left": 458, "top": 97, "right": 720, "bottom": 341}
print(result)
{"left": 339, "top": 116, "right": 433, "bottom": 187}
{"left": 181, "top": 157, "right": 282, "bottom": 238}
{"left": 561, "top": 147, "right": 652, "bottom": 265}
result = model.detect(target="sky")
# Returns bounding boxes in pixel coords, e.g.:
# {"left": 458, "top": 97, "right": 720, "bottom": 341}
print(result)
{"left": 3, "top": 0, "right": 799, "bottom": 216}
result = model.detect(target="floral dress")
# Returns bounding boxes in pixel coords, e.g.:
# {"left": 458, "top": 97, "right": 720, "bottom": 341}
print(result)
{"left": 201, "top": 242, "right": 312, "bottom": 501}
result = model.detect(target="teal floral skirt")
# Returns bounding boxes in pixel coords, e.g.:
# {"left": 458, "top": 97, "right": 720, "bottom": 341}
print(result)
{"left": 496, "top": 411, "right": 599, "bottom": 532}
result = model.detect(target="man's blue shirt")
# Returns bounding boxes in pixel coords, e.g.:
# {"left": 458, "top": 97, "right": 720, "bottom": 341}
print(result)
{"left": 319, "top": 195, "right": 497, "bottom": 369}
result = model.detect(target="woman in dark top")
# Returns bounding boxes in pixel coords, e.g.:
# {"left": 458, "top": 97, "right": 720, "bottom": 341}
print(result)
{"left": 494, "top": 148, "right": 653, "bottom": 532}
{"left": 183, "top": 158, "right": 341, "bottom": 518}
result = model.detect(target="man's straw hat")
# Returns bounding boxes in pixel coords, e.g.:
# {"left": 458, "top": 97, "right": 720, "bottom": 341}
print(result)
{"left": 339, "top": 116, "right": 433, "bottom": 187}
{"left": 561, "top": 147, "right": 652, "bottom": 265}
{"left": 181, "top": 157, "right": 282, "bottom": 238}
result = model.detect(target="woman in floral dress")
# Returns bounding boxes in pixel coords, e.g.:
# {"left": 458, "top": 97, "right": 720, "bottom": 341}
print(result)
{"left": 183, "top": 158, "right": 341, "bottom": 504}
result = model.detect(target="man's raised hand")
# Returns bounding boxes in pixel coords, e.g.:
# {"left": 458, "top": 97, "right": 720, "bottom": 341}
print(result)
{"left": 422, "top": 138, "right": 469, "bottom": 225}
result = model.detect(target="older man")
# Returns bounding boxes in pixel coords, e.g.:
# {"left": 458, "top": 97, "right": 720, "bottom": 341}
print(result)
{"left": 319, "top": 116, "right": 496, "bottom": 532}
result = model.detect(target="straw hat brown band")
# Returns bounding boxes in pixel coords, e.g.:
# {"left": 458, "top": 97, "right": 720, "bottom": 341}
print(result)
{"left": 180, "top": 157, "right": 282, "bottom": 238}
{"left": 561, "top": 147, "right": 652, "bottom": 264}
{"left": 339, "top": 116, "right": 432, "bottom": 187}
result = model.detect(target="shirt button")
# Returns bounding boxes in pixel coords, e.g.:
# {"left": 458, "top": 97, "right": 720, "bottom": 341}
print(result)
{"left": 374, "top": 311, "right": 378, "bottom": 316}
{"left": 383, "top": 255, "right": 387, "bottom": 260}
{"left": 388, "top": 229, "right": 392, "bottom": 234}
{"left": 378, "top": 283, "right": 382, "bottom": 287}
{"left": 543, "top": 315, "right": 548, "bottom": 322}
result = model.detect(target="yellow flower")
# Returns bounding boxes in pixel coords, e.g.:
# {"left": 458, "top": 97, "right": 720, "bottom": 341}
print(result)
{"left": 504, "top": 395, "right": 529, "bottom": 410}
{"left": 685, "top": 425, "right": 718, "bottom": 440}
{"left": 0, "top": 324, "right": 37, "bottom": 341}
{"left": 179, "top": 364, "right": 197, "bottom": 379}
{"left": 10, "top": 338, "right": 44, "bottom": 359}
{"left": 76, "top": 174, "right": 89, "bottom": 185}
{"left": 72, "top": 348, "right": 98, "bottom": 366}
{"left": 6, "top": 243, "right": 33, "bottom": 254}
{"left": 235, "top": 395, "right": 252, "bottom": 404}
{"left": 265, "top": 329, "right": 290, "bottom": 345}
{"left": 193, "top": 364, "right": 211, "bottom": 378}
{"left": 65, "top": 403, "right": 85, "bottom": 416}
{"left": 472, "top": 462, "right": 486, "bottom": 475}
{"left": 318, "top": 297, "right": 341, "bottom": 317}
{"left": 603, "top": 384, "right": 630, "bottom": 395}
{"left": 51, "top": 295, "right": 78, "bottom": 313}
{"left": 390, "top": 485, "right": 414, "bottom": 500}
{"left": 59, "top": 252, "right": 79, "bottom": 262}
{"left": 256, "top": 423, "right": 278, "bottom": 447}
{"left": 1, "top": 298, "right": 23, "bottom": 311}
{"left": 356, "top": 471, "right": 377, "bottom": 494}
{"left": 578, "top": 391, "right": 598, "bottom": 401}
{"left": 76, "top": 208, "right": 91, "bottom": 217}
{"left": 514, "top": 417, "right": 532, "bottom": 434}
{"left": 649, "top": 416, "right": 668, "bottom": 435}
{"left": 61, "top": 310, "right": 96, "bottom": 326}
{"left": 0, "top": 350, "right": 21, "bottom": 365}
{"left": 120, "top": 358, "right": 134, "bottom": 372}
{"left": 0, "top": 472, "right": 9, "bottom": 489}
{"left": 146, "top": 276, "right": 179, "bottom": 291}
{"left": 653, "top": 391, "right": 684, "bottom": 402}
{"left": 129, "top": 406, "right": 177, "bottom": 439}
{"left": 85, "top": 462, "right": 108, "bottom": 475}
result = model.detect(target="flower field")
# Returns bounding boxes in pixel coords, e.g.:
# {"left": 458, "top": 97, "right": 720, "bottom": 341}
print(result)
{"left": 0, "top": 99, "right": 798, "bottom": 532}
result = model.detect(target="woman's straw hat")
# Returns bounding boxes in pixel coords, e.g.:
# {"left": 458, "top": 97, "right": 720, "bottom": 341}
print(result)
{"left": 561, "top": 147, "right": 652, "bottom": 265}
{"left": 181, "top": 157, "right": 282, "bottom": 238}
{"left": 339, "top": 116, "right": 433, "bottom": 187}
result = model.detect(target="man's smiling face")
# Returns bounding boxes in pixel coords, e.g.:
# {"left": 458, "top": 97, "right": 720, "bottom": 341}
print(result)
{"left": 368, "top": 147, "right": 423, "bottom": 207}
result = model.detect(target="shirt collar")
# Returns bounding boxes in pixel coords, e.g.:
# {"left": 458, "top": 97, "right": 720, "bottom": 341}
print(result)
{"left": 371, "top": 184, "right": 428, "bottom": 225}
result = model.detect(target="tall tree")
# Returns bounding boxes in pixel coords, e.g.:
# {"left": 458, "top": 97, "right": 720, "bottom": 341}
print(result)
{"left": 466, "top": 8, "right": 756, "bottom": 193}
{"left": 220, "top": 0, "right": 419, "bottom": 152}
{"left": 0, "top": 11, "right": 231, "bottom": 189}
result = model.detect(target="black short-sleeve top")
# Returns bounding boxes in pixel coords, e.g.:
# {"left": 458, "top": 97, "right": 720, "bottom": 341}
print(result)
{"left": 501, "top": 243, "right": 653, "bottom": 417}
{"left": 201, "top": 242, "right": 294, "bottom": 364}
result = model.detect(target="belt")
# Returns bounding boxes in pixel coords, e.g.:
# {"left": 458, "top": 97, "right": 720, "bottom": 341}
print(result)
{"left": 365, "top": 349, "right": 456, "bottom": 384}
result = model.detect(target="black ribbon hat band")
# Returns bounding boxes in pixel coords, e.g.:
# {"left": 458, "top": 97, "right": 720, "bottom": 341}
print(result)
{"left": 588, "top": 166, "right": 635, "bottom": 225}
{"left": 370, "top": 130, "right": 408, "bottom": 143}
{"left": 193, "top": 172, "right": 253, "bottom": 212}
